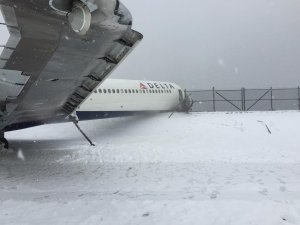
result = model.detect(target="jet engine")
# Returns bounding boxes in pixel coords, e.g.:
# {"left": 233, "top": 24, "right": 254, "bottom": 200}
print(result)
{"left": 49, "top": 0, "right": 91, "bottom": 35}
{"left": 49, "top": 0, "right": 132, "bottom": 36}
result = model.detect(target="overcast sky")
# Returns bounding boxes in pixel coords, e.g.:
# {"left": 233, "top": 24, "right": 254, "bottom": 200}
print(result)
{"left": 112, "top": 0, "right": 300, "bottom": 89}
{"left": 1, "top": 1, "right": 300, "bottom": 89}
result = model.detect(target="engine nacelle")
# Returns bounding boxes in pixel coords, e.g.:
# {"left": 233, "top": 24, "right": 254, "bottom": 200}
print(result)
{"left": 67, "top": 1, "right": 91, "bottom": 35}
{"left": 49, "top": 0, "right": 91, "bottom": 35}
{"left": 50, "top": 0, "right": 132, "bottom": 35}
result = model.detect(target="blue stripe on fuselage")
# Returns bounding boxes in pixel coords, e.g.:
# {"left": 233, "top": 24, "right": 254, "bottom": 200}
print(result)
{"left": 76, "top": 111, "right": 160, "bottom": 121}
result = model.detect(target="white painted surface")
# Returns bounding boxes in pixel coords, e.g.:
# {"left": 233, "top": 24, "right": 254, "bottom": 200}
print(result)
{"left": 78, "top": 79, "right": 183, "bottom": 111}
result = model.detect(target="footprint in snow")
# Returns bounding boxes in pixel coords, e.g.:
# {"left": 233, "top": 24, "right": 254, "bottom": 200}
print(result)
{"left": 209, "top": 191, "right": 219, "bottom": 199}
{"left": 259, "top": 188, "right": 268, "bottom": 196}
{"left": 280, "top": 186, "right": 286, "bottom": 192}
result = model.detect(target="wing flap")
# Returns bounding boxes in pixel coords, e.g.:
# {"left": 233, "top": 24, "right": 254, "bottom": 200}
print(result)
{"left": 0, "top": 69, "right": 29, "bottom": 101}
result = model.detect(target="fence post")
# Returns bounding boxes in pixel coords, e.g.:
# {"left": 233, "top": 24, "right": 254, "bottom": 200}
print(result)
{"left": 270, "top": 87, "right": 273, "bottom": 111}
{"left": 298, "top": 86, "right": 300, "bottom": 110}
{"left": 243, "top": 88, "right": 246, "bottom": 111}
{"left": 212, "top": 87, "right": 216, "bottom": 112}
{"left": 241, "top": 88, "right": 245, "bottom": 111}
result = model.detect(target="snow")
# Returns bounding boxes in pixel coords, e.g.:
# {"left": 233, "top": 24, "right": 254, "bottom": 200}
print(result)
{"left": 1, "top": 111, "right": 300, "bottom": 225}
{"left": 218, "top": 58, "right": 225, "bottom": 67}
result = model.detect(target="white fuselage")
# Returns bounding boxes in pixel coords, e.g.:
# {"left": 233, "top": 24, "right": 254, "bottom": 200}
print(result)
{"left": 76, "top": 79, "right": 184, "bottom": 120}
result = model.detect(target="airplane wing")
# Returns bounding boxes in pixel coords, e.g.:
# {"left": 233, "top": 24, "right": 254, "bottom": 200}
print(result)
{"left": 0, "top": 0, "right": 142, "bottom": 131}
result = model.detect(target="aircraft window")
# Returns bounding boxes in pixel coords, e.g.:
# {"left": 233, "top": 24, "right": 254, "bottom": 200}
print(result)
{"left": 103, "top": 89, "right": 107, "bottom": 93}
{"left": 131, "top": 89, "right": 134, "bottom": 93}
{"left": 128, "top": 89, "right": 131, "bottom": 93}
{"left": 112, "top": 89, "right": 115, "bottom": 93}
{"left": 135, "top": 89, "right": 138, "bottom": 93}
{"left": 155, "top": 90, "right": 158, "bottom": 93}
{"left": 99, "top": 89, "right": 102, "bottom": 93}
{"left": 120, "top": 89, "right": 124, "bottom": 93}
{"left": 108, "top": 89, "right": 111, "bottom": 94}
{"left": 143, "top": 90, "right": 145, "bottom": 93}
{"left": 117, "top": 89, "right": 120, "bottom": 93}
{"left": 124, "top": 89, "right": 127, "bottom": 93}
{"left": 94, "top": 90, "right": 97, "bottom": 93}
{"left": 139, "top": 90, "right": 142, "bottom": 93}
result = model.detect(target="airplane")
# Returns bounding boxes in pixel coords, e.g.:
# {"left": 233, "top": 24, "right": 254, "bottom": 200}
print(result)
{"left": 76, "top": 79, "right": 190, "bottom": 121}
{"left": 0, "top": 1, "right": 191, "bottom": 149}
{"left": 75, "top": 78, "right": 192, "bottom": 146}
{"left": 0, "top": 0, "right": 143, "bottom": 148}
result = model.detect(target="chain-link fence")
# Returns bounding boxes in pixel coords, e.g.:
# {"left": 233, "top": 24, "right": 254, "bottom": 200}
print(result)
{"left": 186, "top": 87, "right": 300, "bottom": 112}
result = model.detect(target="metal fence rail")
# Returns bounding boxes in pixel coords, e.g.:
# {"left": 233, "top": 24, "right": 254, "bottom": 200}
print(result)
{"left": 186, "top": 87, "right": 300, "bottom": 112}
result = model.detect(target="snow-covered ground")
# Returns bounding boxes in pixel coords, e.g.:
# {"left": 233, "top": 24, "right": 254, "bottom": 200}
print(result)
{"left": 1, "top": 111, "right": 300, "bottom": 225}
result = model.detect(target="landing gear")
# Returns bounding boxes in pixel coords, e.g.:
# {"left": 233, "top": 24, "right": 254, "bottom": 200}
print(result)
{"left": 0, "top": 130, "right": 8, "bottom": 149}
{"left": 69, "top": 115, "right": 95, "bottom": 146}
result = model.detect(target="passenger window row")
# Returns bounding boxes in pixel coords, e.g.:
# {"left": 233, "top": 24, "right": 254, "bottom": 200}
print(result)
{"left": 94, "top": 89, "right": 172, "bottom": 94}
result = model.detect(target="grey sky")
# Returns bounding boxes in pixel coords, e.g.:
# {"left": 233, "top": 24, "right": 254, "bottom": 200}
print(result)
{"left": 112, "top": 0, "right": 300, "bottom": 89}
{"left": 1, "top": 1, "right": 300, "bottom": 89}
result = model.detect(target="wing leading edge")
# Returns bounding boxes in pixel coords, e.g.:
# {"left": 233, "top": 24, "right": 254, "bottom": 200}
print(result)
{"left": 0, "top": 0, "right": 143, "bottom": 131}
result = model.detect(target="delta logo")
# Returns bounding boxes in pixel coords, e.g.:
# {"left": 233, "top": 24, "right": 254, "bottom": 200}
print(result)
{"left": 140, "top": 83, "right": 147, "bottom": 90}
{"left": 139, "top": 82, "right": 175, "bottom": 90}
